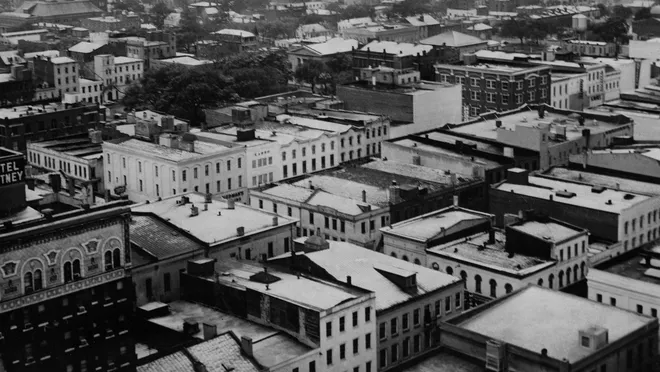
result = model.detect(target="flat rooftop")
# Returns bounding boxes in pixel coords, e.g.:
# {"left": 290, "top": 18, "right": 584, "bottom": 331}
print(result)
{"left": 262, "top": 183, "right": 382, "bottom": 216}
{"left": 457, "top": 286, "right": 655, "bottom": 363}
{"left": 27, "top": 136, "right": 102, "bottom": 159}
{"left": 360, "top": 159, "right": 478, "bottom": 186}
{"left": 209, "top": 260, "right": 366, "bottom": 311}
{"left": 148, "top": 301, "right": 312, "bottom": 368}
{"left": 106, "top": 138, "right": 231, "bottom": 162}
{"left": 276, "top": 114, "right": 352, "bottom": 133}
{"left": 589, "top": 105, "right": 660, "bottom": 141}
{"left": 382, "top": 206, "right": 492, "bottom": 242}
{"left": 451, "top": 108, "right": 629, "bottom": 143}
{"left": 428, "top": 230, "right": 554, "bottom": 276}
{"left": 495, "top": 174, "right": 652, "bottom": 213}
{"left": 342, "top": 80, "right": 457, "bottom": 96}
{"left": 0, "top": 102, "right": 87, "bottom": 120}
{"left": 199, "top": 129, "right": 271, "bottom": 147}
{"left": 545, "top": 167, "right": 660, "bottom": 196}
{"left": 508, "top": 219, "right": 585, "bottom": 243}
{"left": 399, "top": 349, "right": 482, "bottom": 372}
{"left": 595, "top": 243, "right": 660, "bottom": 288}
{"left": 131, "top": 193, "right": 297, "bottom": 246}
{"left": 130, "top": 214, "right": 205, "bottom": 265}
{"left": 283, "top": 239, "right": 459, "bottom": 311}
{"left": 388, "top": 138, "right": 503, "bottom": 169}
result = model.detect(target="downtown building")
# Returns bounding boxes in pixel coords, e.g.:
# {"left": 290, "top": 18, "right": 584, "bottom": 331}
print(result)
{"left": 0, "top": 147, "right": 136, "bottom": 372}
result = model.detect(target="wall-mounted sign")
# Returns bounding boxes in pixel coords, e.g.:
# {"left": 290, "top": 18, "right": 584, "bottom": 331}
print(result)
{"left": 0, "top": 157, "right": 24, "bottom": 186}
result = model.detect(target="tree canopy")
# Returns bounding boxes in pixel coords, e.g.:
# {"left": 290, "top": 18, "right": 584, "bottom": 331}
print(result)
{"left": 113, "top": 0, "right": 145, "bottom": 13}
{"left": 634, "top": 7, "right": 652, "bottom": 20}
{"left": 499, "top": 17, "right": 555, "bottom": 44}
{"left": 387, "top": 0, "right": 431, "bottom": 18}
{"left": 122, "top": 49, "right": 293, "bottom": 124}
{"left": 589, "top": 17, "right": 630, "bottom": 44}
{"left": 612, "top": 5, "right": 633, "bottom": 20}
{"left": 151, "top": 2, "right": 173, "bottom": 29}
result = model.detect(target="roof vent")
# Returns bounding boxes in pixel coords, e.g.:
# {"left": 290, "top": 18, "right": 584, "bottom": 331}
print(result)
{"left": 555, "top": 190, "right": 576, "bottom": 198}
{"left": 623, "top": 194, "right": 635, "bottom": 200}
{"left": 591, "top": 186, "right": 605, "bottom": 194}
{"left": 236, "top": 226, "right": 245, "bottom": 236}
{"left": 606, "top": 199, "right": 613, "bottom": 205}
{"left": 579, "top": 326, "right": 609, "bottom": 351}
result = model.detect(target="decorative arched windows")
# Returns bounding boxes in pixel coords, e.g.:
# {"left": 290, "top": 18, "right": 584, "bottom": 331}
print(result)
{"left": 24, "top": 272, "right": 33, "bottom": 294}
{"left": 580, "top": 261, "right": 586, "bottom": 278}
{"left": 104, "top": 251, "right": 112, "bottom": 271}
{"left": 505, "top": 283, "right": 513, "bottom": 294}
{"left": 413, "top": 258, "right": 421, "bottom": 265}
{"left": 64, "top": 262, "right": 72, "bottom": 283}
{"left": 460, "top": 271, "right": 467, "bottom": 289}
{"left": 402, "top": 255, "right": 409, "bottom": 262}
{"left": 475, "top": 275, "right": 482, "bottom": 294}
{"left": 446, "top": 266, "right": 454, "bottom": 276}
{"left": 23, "top": 259, "right": 44, "bottom": 294}
{"left": 489, "top": 279, "right": 497, "bottom": 298}
{"left": 558, "top": 270, "right": 564, "bottom": 288}
{"left": 390, "top": 252, "right": 398, "bottom": 259}
{"left": 549, "top": 274, "right": 554, "bottom": 289}
{"left": 573, "top": 264, "right": 579, "bottom": 282}
{"left": 537, "top": 278, "right": 543, "bottom": 287}
{"left": 566, "top": 268, "right": 572, "bottom": 285}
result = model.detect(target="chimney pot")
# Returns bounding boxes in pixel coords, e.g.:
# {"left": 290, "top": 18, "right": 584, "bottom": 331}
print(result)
{"left": 347, "top": 276, "right": 352, "bottom": 285}
{"left": 362, "top": 190, "right": 367, "bottom": 203}
{"left": 241, "top": 336, "right": 254, "bottom": 357}
{"left": 202, "top": 323, "right": 217, "bottom": 340}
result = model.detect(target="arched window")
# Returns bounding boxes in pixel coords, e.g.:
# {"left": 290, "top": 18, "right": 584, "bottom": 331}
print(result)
{"left": 446, "top": 266, "right": 454, "bottom": 275}
{"left": 391, "top": 252, "right": 398, "bottom": 258}
{"left": 475, "top": 275, "right": 482, "bottom": 294}
{"left": 24, "top": 272, "right": 33, "bottom": 293}
{"left": 460, "top": 271, "right": 467, "bottom": 289}
{"left": 64, "top": 262, "right": 73, "bottom": 283}
{"left": 413, "top": 258, "right": 421, "bottom": 265}
{"left": 402, "top": 255, "right": 409, "bottom": 262}
{"left": 112, "top": 249, "right": 121, "bottom": 268}
{"left": 566, "top": 268, "right": 572, "bottom": 285}
{"left": 505, "top": 283, "right": 513, "bottom": 294}
{"left": 573, "top": 264, "right": 579, "bottom": 282}
{"left": 549, "top": 274, "right": 554, "bottom": 289}
{"left": 104, "top": 251, "right": 112, "bottom": 271}
{"left": 558, "top": 271, "right": 564, "bottom": 288}
{"left": 537, "top": 278, "right": 543, "bottom": 287}
{"left": 489, "top": 279, "right": 497, "bottom": 298}
{"left": 73, "top": 260, "right": 81, "bottom": 280}
{"left": 33, "top": 269, "right": 42, "bottom": 291}
{"left": 581, "top": 261, "right": 586, "bottom": 278}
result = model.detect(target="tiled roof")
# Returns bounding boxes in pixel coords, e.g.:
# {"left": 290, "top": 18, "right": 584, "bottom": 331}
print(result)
{"left": 188, "top": 333, "right": 261, "bottom": 372}
{"left": 16, "top": 0, "right": 102, "bottom": 17}
{"left": 137, "top": 351, "right": 193, "bottom": 372}
{"left": 289, "top": 240, "right": 460, "bottom": 311}
{"left": 130, "top": 215, "right": 205, "bottom": 263}
{"left": 420, "top": 31, "right": 486, "bottom": 47}
{"left": 137, "top": 333, "right": 261, "bottom": 372}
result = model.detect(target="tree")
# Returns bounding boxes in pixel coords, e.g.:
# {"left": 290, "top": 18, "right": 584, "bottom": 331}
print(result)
{"left": 635, "top": 7, "right": 652, "bottom": 20}
{"left": 612, "top": 5, "right": 633, "bottom": 20}
{"left": 589, "top": 17, "right": 630, "bottom": 43}
{"left": 596, "top": 3, "right": 609, "bottom": 18}
{"left": 294, "top": 60, "right": 326, "bottom": 93}
{"left": 113, "top": 0, "right": 145, "bottom": 13}
{"left": 337, "top": 4, "right": 375, "bottom": 20}
{"left": 387, "top": 0, "right": 431, "bottom": 18}
{"left": 499, "top": 17, "right": 530, "bottom": 44}
{"left": 151, "top": 2, "right": 173, "bottom": 29}
{"left": 122, "top": 65, "right": 237, "bottom": 126}
{"left": 177, "top": 7, "right": 207, "bottom": 53}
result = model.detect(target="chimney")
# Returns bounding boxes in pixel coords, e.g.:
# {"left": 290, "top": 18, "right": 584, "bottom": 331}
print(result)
{"left": 538, "top": 106, "right": 545, "bottom": 119}
{"left": 241, "top": 336, "right": 253, "bottom": 357}
{"left": 362, "top": 190, "right": 366, "bottom": 203}
{"left": 237, "top": 226, "right": 245, "bottom": 236}
{"left": 578, "top": 116, "right": 585, "bottom": 126}
{"left": 26, "top": 178, "right": 35, "bottom": 190}
{"left": 495, "top": 120, "right": 502, "bottom": 128}
{"left": 67, "top": 177, "right": 75, "bottom": 196}
{"left": 488, "top": 229, "right": 495, "bottom": 244}
{"left": 389, "top": 180, "right": 400, "bottom": 204}
{"left": 50, "top": 173, "right": 61, "bottom": 193}
{"left": 272, "top": 216, "right": 278, "bottom": 226}
{"left": 227, "top": 199, "right": 235, "bottom": 209}
{"left": 309, "top": 180, "right": 314, "bottom": 190}
{"left": 347, "top": 276, "right": 352, "bottom": 285}
{"left": 202, "top": 323, "right": 217, "bottom": 340}
{"left": 453, "top": 194, "right": 459, "bottom": 206}
{"left": 204, "top": 193, "right": 212, "bottom": 203}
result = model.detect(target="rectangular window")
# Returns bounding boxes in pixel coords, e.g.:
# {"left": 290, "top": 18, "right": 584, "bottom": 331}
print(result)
{"left": 340, "top": 221, "right": 345, "bottom": 233}
{"left": 379, "top": 322, "right": 386, "bottom": 340}
{"left": 403, "top": 337, "right": 410, "bottom": 358}
{"left": 390, "top": 317, "right": 398, "bottom": 335}
{"left": 413, "top": 309, "right": 420, "bottom": 326}
{"left": 326, "top": 349, "right": 333, "bottom": 365}
{"left": 309, "top": 212, "right": 314, "bottom": 225}
{"left": 339, "top": 316, "right": 345, "bottom": 332}
{"left": 353, "top": 338, "right": 358, "bottom": 354}
{"left": 470, "top": 77, "right": 479, "bottom": 87}
{"left": 610, "top": 297, "right": 617, "bottom": 306}
{"left": 501, "top": 81, "right": 509, "bottom": 90}
{"left": 391, "top": 344, "right": 398, "bottom": 363}
{"left": 366, "top": 362, "right": 371, "bottom": 372}
{"left": 445, "top": 296, "right": 451, "bottom": 312}
{"left": 413, "top": 335, "right": 420, "bottom": 353}
{"left": 365, "top": 306, "right": 371, "bottom": 322}
{"left": 402, "top": 313, "right": 409, "bottom": 330}
{"left": 326, "top": 321, "right": 332, "bottom": 337}
{"left": 340, "top": 344, "right": 346, "bottom": 360}
{"left": 637, "top": 304, "right": 643, "bottom": 314}
{"left": 365, "top": 333, "right": 371, "bottom": 349}
{"left": 352, "top": 311, "right": 358, "bottom": 327}
{"left": 486, "top": 80, "right": 496, "bottom": 89}
{"left": 361, "top": 222, "right": 366, "bottom": 234}
{"left": 325, "top": 216, "right": 330, "bottom": 229}
{"left": 379, "top": 349, "right": 387, "bottom": 368}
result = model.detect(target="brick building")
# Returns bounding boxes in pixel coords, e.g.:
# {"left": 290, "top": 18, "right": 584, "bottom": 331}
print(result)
{"left": 0, "top": 147, "right": 136, "bottom": 372}
{"left": 0, "top": 65, "right": 34, "bottom": 106}
{"left": 81, "top": 13, "right": 140, "bottom": 33}
{"left": 112, "top": 31, "right": 176, "bottom": 70}
{"left": 351, "top": 41, "right": 459, "bottom": 80}
{"left": 434, "top": 60, "right": 551, "bottom": 118}
{"left": 0, "top": 102, "right": 105, "bottom": 152}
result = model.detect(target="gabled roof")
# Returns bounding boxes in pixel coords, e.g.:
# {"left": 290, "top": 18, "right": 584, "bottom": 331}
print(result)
{"left": 420, "top": 31, "right": 486, "bottom": 47}
{"left": 298, "top": 23, "right": 328, "bottom": 33}
{"left": 382, "top": 206, "right": 492, "bottom": 242}
{"left": 15, "top": 0, "right": 102, "bottom": 17}
{"left": 302, "top": 37, "right": 358, "bottom": 56}
{"left": 467, "top": 23, "right": 493, "bottom": 31}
